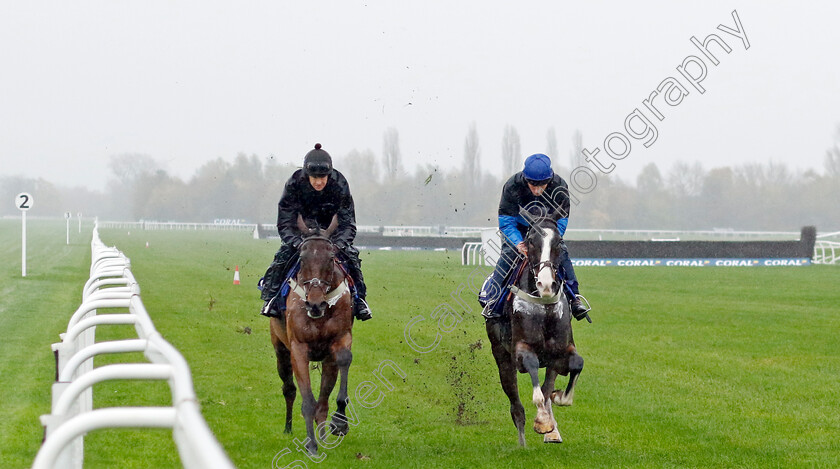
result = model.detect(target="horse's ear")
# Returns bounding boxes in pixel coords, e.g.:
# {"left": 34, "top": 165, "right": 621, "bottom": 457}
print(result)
{"left": 296, "top": 214, "right": 309, "bottom": 234}
{"left": 323, "top": 214, "right": 339, "bottom": 238}
{"left": 549, "top": 209, "right": 563, "bottom": 222}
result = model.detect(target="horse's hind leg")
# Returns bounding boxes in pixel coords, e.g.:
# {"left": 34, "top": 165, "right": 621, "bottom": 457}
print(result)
{"left": 487, "top": 321, "right": 526, "bottom": 447}
{"left": 273, "top": 338, "right": 296, "bottom": 433}
{"left": 552, "top": 351, "right": 583, "bottom": 407}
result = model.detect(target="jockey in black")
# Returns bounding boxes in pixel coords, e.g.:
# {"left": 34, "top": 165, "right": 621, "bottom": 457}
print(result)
{"left": 260, "top": 143, "right": 373, "bottom": 321}
{"left": 478, "top": 153, "right": 591, "bottom": 321}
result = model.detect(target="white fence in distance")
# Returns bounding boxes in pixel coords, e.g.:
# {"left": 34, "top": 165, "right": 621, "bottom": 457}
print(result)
{"left": 33, "top": 225, "right": 234, "bottom": 469}
{"left": 814, "top": 240, "right": 840, "bottom": 265}
{"left": 461, "top": 242, "right": 484, "bottom": 266}
{"left": 462, "top": 232, "right": 839, "bottom": 266}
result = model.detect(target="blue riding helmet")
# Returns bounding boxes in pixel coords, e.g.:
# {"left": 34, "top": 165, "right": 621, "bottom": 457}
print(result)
{"left": 522, "top": 153, "right": 553, "bottom": 184}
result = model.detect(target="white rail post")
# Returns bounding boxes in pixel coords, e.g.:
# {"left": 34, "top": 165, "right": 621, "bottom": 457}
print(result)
{"left": 36, "top": 222, "right": 235, "bottom": 469}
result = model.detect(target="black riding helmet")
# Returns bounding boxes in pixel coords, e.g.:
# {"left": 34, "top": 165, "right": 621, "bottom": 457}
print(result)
{"left": 303, "top": 143, "right": 333, "bottom": 177}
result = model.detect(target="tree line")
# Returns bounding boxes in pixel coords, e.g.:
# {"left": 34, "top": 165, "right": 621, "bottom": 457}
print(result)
{"left": 2, "top": 126, "right": 839, "bottom": 232}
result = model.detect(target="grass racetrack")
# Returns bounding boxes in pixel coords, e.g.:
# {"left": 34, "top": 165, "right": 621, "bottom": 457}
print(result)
{"left": 2, "top": 219, "right": 839, "bottom": 468}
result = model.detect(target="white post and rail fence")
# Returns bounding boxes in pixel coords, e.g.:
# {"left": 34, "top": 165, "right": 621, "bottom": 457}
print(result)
{"left": 33, "top": 223, "right": 234, "bottom": 469}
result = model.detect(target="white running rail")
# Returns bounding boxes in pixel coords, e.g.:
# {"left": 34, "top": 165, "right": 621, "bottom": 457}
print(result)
{"left": 813, "top": 240, "right": 840, "bottom": 265}
{"left": 33, "top": 224, "right": 234, "bottom": 469}
{"left": 461, "top": 242, "right": 485, "bottom": 266}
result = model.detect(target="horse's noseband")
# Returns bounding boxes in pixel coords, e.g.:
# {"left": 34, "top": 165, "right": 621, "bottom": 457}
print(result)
{"left": 302, "top": 277, "right": 331, "bottom": 294}
{"left": 531, "top": 260, "right": 555, "bottom": 278}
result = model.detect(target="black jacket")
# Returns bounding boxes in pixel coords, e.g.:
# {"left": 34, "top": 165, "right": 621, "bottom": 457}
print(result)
{"left": 276, "top": 169, "right": 357, "bottom": 248}
{"left": 498, "top": 172, "right": 571, "bottom": 245}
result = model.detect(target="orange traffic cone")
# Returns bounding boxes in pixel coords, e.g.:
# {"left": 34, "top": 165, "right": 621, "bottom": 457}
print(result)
{"left": 233, "top": 266, "right": 241, "bottom": 285}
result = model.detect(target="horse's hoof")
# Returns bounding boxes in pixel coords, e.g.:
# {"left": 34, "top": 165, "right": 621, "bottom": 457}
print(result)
{"left": 551, "top": 390, "right": 573, "bottom": 407}
{"left": 543, "top": 428, "right": 563, "bottom": 444}
{"left": 533, "top": 420, "right": 554, "bottom": 434}
{"left": 283, "top": 427, "right": 292, "bottom": 434}
{"left": 330, "top": 421, "right": 349, "bottom": 436}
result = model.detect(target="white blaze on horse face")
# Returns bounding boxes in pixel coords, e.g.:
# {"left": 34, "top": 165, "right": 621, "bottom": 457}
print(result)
{"left": 536, "top": 229, "right": 555, "bottom": 297}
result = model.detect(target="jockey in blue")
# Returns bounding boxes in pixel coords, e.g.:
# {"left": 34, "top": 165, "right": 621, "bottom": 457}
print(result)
{"left": 478, "top": 153, "right": 591, "bottom": 321}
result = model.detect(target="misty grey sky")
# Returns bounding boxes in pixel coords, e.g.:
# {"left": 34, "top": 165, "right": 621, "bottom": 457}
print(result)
{"left": 2, "top": 1, "right": 839, "bottom": 191}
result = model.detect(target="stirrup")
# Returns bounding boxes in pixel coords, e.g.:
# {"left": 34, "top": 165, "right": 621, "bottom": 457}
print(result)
{"left": 354, "top": 298, "right": 373, "bottom": 321}
{"left": 572, "top": 294, "right": 592, "bottom": 323}
{"left": 481, "top": 301, "right": 505, "bottom": 320}
{"left": 260, "top": 297, "right": 280, "bottom": 318}
{"left": 478, "top": 274, "right": 495, "bottom": 307}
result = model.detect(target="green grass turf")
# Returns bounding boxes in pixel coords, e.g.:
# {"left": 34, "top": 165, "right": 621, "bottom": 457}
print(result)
{"left": 2, "top": 219, "right": 839, "bottom": 468}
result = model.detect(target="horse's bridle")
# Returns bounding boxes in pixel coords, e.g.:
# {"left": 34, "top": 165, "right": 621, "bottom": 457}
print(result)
{"left": 291, "top": 235, "right": 347, "bottom": 318}
{"left": 530, "top": 259, "right": 555, "bottom": 280}
{"left": 298, "top": 235, "right": 337, "bottom": 291}
{"left": 521, "top": 226, "right": 563, "bottom": 304}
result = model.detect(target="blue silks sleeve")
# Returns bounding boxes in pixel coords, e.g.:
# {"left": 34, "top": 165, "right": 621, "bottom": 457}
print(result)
{"left": 499, "top": 215, "right": 523, "bottom": 245}
{"left": 557, "top": 217, "right": 568, "bottom": 236}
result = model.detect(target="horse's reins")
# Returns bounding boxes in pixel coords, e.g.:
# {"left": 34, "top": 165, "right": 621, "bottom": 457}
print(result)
{"left": 531, "top": 259, "right": 555, "bottom": 280}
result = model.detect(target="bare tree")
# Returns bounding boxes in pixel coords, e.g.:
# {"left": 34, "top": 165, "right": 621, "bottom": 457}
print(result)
{"left": 546, "top": 127, "right": 558, "bottom": 162}
{"left": 826, "top": 125, "right": 840, "bottom": 178}
{"left": 108, "top": 153, "right": 159, "bottom": 186}
{"left": 339, "top": 149, "right": 380, "bottom": 185}
{"left": 382, "top": 127, "right": 402, "bottom": 179}
{"left": 463, "top": 122, "right": 481, "bottom": 185}
{"left": 501, "top": 125, "right": 521, "bottom": 176}
{"left": 667, "top": 161, "right": 705, "bottom": 197}
{"left": 569, "top": 130, "right": 584, "bottom": 169}
{"left": 637, "top": 163, "right": 664, "bottom": 193}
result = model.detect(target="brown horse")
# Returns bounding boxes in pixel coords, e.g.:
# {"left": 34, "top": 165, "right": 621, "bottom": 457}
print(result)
{"left": 270, "top": 214, "right": 354, "bottom": 455}
{"left": 486, "top": 214, "right": 584, "bottom": 446}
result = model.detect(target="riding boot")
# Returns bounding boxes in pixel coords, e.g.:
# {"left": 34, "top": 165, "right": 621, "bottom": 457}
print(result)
{"left": 558, "top": 241, "right": 591, "bottom": 322}
{"left": 259, "top": 244, "right": 299, "bottom": 317}
{"left": 339, "top": 245, "right": 372, "bottom": 321}
{"left": 569, "top": 298, "right": 590, "bottom": 321}
{"left": 353, "top": 297, "right": 373, "bottom": 321}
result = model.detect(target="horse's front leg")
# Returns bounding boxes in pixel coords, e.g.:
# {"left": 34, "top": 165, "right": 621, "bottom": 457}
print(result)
{"left": 290, "top": 341, "right": 319, "bottom": 456}
{"left": 541, "top": 364, "right": 562, "bottom": 443}
{"left": 315, "top": 358, "right": 339, "bottom": 441}
{"left": 330, "top": 332, "right": 353, "bottom": 436}
{"left": 515, "top": 343, "right": 554, "bottom": 434}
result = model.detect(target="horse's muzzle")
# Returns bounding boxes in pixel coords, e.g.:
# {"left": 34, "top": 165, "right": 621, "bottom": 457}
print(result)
{"left": 536, "top": 279, "right": 559, "bottom": 298}
{"left": 305, "top": 301, "right": 329, "bottom": 319}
